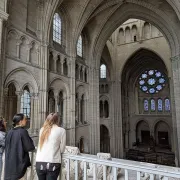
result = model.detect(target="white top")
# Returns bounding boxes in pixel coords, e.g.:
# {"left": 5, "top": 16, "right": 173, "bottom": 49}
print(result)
{"left": 36, "top": 125, "right": 66, "bottom": 163}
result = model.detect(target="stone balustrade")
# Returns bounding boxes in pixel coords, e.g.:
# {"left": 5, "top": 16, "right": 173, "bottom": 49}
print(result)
{"left": 21, "top": 146, "right": 180, "bottom": 180}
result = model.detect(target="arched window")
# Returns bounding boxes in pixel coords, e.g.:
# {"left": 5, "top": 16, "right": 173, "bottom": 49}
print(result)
{"left": 100, "top": 101, "right": 103, "bottom": 118}
{"left": 158, "top": 99, "right": 163, "bottom": 112}
{"left": 63, "top": 59, "right": 68, "bottom": 76}
{"left": 77, "top": 35, "right": 83, "bottom": 57}
{"left": 84, "top": 69, "right": 87, "bottom": 82}
{"left": 100, "top": 64, "right": 107, "bottom": 79}
{"left": 49, "top": 52, "right": 54, "bottom": 72}
{"left": 165, "top": 98, "right": 170, "bottom": 111}
{"left": 151, "top": 99, "right": 156, "bottom": 111}
{"left": 144, "top": 99, "right": 149, "bottom": 112}
{"left": 56, "top": 55, "right": 61, "bottom": 74}
{"left": 104, "top": 100, "right": 109, "bottom": 118}
{"left": 53, "top": 13, "right": 62, "bottom": 44}
{"left": 20, "top": 86, "right": 31, "bottom": 118}
{"left": 48, "top": 90, "right": 55, "bottom": 113}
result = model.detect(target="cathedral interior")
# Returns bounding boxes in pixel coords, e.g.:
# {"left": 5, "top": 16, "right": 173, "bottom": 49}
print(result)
{"left": 0, "top": 0, "right": 180, "bottom": 167}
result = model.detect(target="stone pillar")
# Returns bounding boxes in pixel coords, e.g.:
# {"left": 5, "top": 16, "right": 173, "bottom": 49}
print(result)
{"left": 54, "top": 56, "right": 57, "bottom": 73}
{"left": 61, "top": 60, "right": 64, "bottom": 75}
{"left": 78, "top": 97, "right": 81, "bottom": 123}
{"left": 39, "top": 43, "right": 48, "bottom": 127}
{"left": 89, "top": 67, "right": 100, "bottom": 154}
{"left": 170, "top": 56, "right": 180, "bottom": 166}
{"left": 112, "top": 80, "right": 123, "bottom": 158}
{"left": 0, "top": 11, "right": 8, "bottom": 116}
{"left": 68, "top": 57, "right": 76, "bottom": 146}
{"left": 27, "top": 44, "right": 31, "bottom": 62}
{"left": 16, "top": 40, "right": 21, "bottom": 59}
{"left": 78, "top": 66, "right": 81, "bottom": 80}
{"left": 15, "top": 91, "right": 22, "bottom": 113}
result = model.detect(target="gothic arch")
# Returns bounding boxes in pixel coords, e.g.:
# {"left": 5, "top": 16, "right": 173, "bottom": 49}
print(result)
{"left": 4, "top": 68, "right": 39, "bottom": 93}
{"left": 49, "top": 78, "right": 69, "bottom": 97}
{"left": 91, "top": 2, "right": 180, "bottom": 68}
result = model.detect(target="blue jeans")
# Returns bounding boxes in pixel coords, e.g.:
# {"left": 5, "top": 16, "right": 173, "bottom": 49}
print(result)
{"left": 0, "top": 153, "right": 3, "bottom": 180}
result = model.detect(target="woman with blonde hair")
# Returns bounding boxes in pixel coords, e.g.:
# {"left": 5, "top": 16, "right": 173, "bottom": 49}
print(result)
{"left": 36, "top": 113, "right": 66, "bottom": 180}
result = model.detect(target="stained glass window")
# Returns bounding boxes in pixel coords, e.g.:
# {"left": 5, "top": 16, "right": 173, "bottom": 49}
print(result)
{"left": 139, "top": 69, "right": 166, "bottom": 94}
{"left": 151, "top": 99, "right": 155, "bottom": 111}
{"left": 77, "top": 35, "right": 83, "bottom": 57}
{"left": 158, "top": 99, "right": 163, "bottom": 111}
{"left": 165, "top": 98, "right": 170, "bottom": 111}
{"left": 53, "top": 13, "right": 62, "bottom": 44}
{"left": 144, "top": 99, "right": 149, "bottom": 111}
{"left": 20, "top": 87, "right": 31, "bottom": 118}
{"left": 100, "top": 64, "right": 106, "bottom": 78}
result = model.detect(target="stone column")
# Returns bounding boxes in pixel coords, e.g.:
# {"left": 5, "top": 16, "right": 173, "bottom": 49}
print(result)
{"left": 61, "top": 59, "right": 64, "bottom": 75}
{"left": 63, "top": 96, "right": 67, "bottom": 127}
{"left": 78, "top": 66, "right": 81, "bottom": 80}
{"left": 29, "top": 93, "right": 39, "bottom": 134}
{"left": 169, "top": 56, "right": 180, "bottom": 166}
{"left": 78, "top": 97, "right": 81, "bottom": 123}
{"left": 0, "top": 11, "right": 8, "bottom": 116}
{"left": 54, "top": 56, "right": 57, "bottom": 73}
{"left": 89, "top": 67, "right": 100, "bottom": 154}
{"left": 27, "top": 44, "right": 32, "bottom": 62}
{"left": 15, "top": 91, "right": 22, "bottom": 113}
{"left": 112, "top": 80, "right": 123, "bottom": 158}
{"left": 16, "top": 40, "right": 21, "bottom": 59}
{"left": 68, "top": 57, "right": 76, "bottom": 146}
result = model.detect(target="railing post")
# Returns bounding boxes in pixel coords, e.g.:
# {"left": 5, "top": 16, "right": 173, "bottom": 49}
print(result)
{"left": 67, "top": 159, "right": 70, "bottom": 180}
{"left": 83, "top": 161, "right": 87, "bottom": 180}
{"left": 93, "top": 164, "right": 97, "bottom": 180}
{"left": 125, "top": 169, "right": 128, "bottom": 180}
{"left": 103, "top": 165, "right": 107, "bottom": 180}
{"left": 75, "top": 160, "right": 78, "bottom": 180}
{"left": 150, "top": 174, "right": 154, "bottom": 180}
{"left": 113, "top": 167, "right": 117, "bottom": 180}
{"left": 137, "top": 171, "right": 141, "bottom": 180}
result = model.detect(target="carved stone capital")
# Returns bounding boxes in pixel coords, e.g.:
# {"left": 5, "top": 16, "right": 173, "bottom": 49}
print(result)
{"left": 4, "top": 88, "right": 9, "bottom": 96}
{"left": 0, "top": 10, "right": 8, "bottom": 21}
{"left": 15, "top": 91, "right": 23, "bottom": 97}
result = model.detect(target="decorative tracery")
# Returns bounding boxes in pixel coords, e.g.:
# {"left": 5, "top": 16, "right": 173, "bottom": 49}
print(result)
{"left": 139, "top": 69, "right": 166, "bottom": 94}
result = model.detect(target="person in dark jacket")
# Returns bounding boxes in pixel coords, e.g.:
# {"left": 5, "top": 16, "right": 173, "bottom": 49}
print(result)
{"left": 4, "top": 113, "right": 35, "bottom": 180}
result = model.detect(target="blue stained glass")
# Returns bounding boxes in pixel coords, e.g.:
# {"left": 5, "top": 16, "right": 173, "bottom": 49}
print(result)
{"left": 149, "top": 88, "right": 155, "bottom": 93}
{"left": 156, "top": 85, "right": 162, "bottom": 90}
{"left": 156, "top": 72, "right": 161, "bottom": 77}
{"left": 151, "top": 99, "right": 155, "bottom": 111}
{"left": 159, "top": 78, "right": 165, "bottom": 84}
{"left": 139, "top": 69, "right": 166, "bottom": 94}
{"left": 139, "top": 80, "right": 145, "bottom": 85}
{"left": 144, "top": 99, "right": 149, "bottom": 111}
{"left": 148, "top": 70, "right": 154, "bottom": 75}
{"left": 142, "top": 74, "right": 147, "bottom": 78}
{"left": 148, "top": 78, "right": 156, "bottom": 85}
{"left": 142, "top": 86, "right": 148, "bottom": 92}
{"left": 165, "top": 98, "right": 170, "bottom": 111}
{"left": 158, "top": 99, "right": 163, "bottom": 111}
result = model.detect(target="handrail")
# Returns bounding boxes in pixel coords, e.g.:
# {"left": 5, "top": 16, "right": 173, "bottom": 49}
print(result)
{"left": 62, "top": 153, "right": 180, "bottom": 178}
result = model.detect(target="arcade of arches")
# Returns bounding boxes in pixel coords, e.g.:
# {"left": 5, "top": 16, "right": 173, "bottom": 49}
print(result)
{"left": 0, "top": 0, "right": 180, "bottom": 166}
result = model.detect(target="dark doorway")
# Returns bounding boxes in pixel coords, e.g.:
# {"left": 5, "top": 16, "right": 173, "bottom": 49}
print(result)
{"left": 100, "top": 125, "right": 110, "bottom": 153}
{"left": 141, "top": 131, "right": 150, "bottom": 144}
{"left": 158, "top": 131, "right": 169, "bottom": 145}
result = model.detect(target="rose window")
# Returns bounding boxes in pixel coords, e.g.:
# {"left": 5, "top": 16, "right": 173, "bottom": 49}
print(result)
{"left": 139, "top": 70, "right": 166, "bottom": 94}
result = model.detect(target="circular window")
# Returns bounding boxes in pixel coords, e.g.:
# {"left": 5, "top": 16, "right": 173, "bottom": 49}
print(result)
{"left": 139, "top": 70, "right": 166, "bottom": 94}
